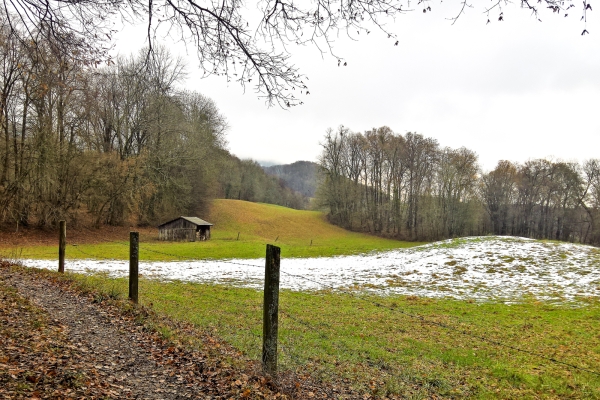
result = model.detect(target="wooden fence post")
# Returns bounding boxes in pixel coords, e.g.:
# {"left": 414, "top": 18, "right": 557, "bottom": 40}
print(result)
{"left": 129, "top": 231, "right": 139, "bottom": 304}
{"left": 262, "top": 244, "right": 280, "bottom": 375}
{"left": 58, "top": 221, "right": 66, "bottom": 273}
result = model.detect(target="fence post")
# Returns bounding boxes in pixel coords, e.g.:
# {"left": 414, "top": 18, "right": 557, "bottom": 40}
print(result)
{"left": 129, "top": 231, "right": 139, "bottom": 304}
{"left": 262, "top": 244, "right": 280, "bottom": 375}
{"left": 58, "top": 220, "right": 66, "bottom": 273}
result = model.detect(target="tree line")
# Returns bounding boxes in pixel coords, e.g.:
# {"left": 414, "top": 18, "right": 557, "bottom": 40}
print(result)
{"left": 317, "top": 126, "right": 600, "bottom": 245}
{"left": 0, "top": 20, "right": 309, "bottom": 230}
{"left": 217, "top": 156, "right": 310, "bottom": 210}
{"left": 264, "top": 161, "right": 319, "bottom": 198}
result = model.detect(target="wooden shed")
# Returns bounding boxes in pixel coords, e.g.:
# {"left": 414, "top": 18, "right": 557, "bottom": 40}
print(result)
{"left": 158, "top": 216, "right": 213, "bottom": 241}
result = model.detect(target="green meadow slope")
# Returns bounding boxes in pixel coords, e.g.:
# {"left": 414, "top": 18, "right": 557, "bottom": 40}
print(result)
{"left": 155, "top": 199, "right": 422, "bottom": 259}
{"left": 8, "top": 199, "right": 422, "bottom": 260}
{"left": 4, "top": 202, "right": 600, "bottom": 398}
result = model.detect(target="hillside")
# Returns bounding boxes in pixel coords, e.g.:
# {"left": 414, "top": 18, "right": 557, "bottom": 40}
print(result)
{"left": 23, "top": 235, "right": 600, "bottom": 303}
{"left": 263, "top": 161, "right": 319, "bottom": 197}
{"left": 12, "top": 234, "right": 600, "bottom": 399}
{"left": 4, "top": 199, "right": 420, "bottom": 260}
{"left": 216, "top": 156, "right": 310, "bottom": 210}
{"left": 203, "top": 199, "right": 418, "bottom": 257}
{"left": 7, "top": 212, "right": 600, "bottom": 398}
{"left": 207, "top": 198, "right": 337, "bottom": 240}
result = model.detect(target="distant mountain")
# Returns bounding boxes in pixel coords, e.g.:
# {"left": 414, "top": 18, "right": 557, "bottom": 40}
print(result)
{"left": 264, "top": 161, "right": 320, "bottom": 197}
{"left": 256, "top": 160, "right": 279, "bottom": 167}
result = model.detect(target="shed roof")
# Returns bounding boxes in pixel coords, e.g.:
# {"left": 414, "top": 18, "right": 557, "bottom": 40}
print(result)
{"left": 158, "top": 216, "right": 213, "bottom": 228}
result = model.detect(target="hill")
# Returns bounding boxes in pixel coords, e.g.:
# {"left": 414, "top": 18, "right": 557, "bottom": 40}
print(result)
{"left": 4, "top": 199, "right": 421, "bottom": 260}
{"left": 202, "top": 199, "right": 419, "bottom": 258}
{"left": 263, "top": 161, "right": 319, "bottom": 198}
{"left": 25, "top": 236, "right": 600, "bottom": 304}
{"left": 10, "top": 234, "right": 600, "bottom": 399}
{"left": 215, "top": 155, "right": 311, "bottom": 210}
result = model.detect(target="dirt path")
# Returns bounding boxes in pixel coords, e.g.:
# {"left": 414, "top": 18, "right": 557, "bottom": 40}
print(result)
{"left": 0, "top": 264, "right": 287, "bottom": 399}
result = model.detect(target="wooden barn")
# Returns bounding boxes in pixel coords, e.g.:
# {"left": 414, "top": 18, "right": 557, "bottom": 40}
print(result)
{"left": 158, "top": 216, "right": 213, "bottom": 242}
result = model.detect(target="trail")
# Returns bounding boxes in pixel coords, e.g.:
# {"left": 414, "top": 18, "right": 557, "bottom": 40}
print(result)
{"left": 0, "top": 265, "right": 288, "bottom": 399}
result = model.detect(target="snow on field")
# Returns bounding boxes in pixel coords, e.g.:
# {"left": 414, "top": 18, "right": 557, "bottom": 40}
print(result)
{"left": 20, "top": 236, "right": 600, "bottom": 303}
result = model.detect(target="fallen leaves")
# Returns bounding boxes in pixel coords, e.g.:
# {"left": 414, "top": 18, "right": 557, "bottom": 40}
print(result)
{"left": 1, "top": 263, "right": 337, "bottom": 399}
{"left": 0, "top": 261, "right": 381, "bottom": 399}
{"left": 0, "top": 270, "right": 111, "bottom": 398}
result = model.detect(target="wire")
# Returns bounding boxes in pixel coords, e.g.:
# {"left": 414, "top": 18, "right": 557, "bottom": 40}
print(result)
{"left": 42, "top": 237, "right": 600, "bottom": 377}
{"left": 220, "top": 259, "right": 263, "bottom": 269}
{"left": 8, "top": 251, "right": 57, "bottom": 258}
{"left": 139, "top": 245, "right": 263, "bottom": 269}
{"left": 70, "top": 244, "right": 116, "bottom": 261}
{"left": 0, "top": 250, "right": 58, "bottom": 258}
{"left": 106, "top": 238, "right": 261, "bottom": 268}
{"left": 279, "top": 269, "right": 600, "bottom": 377}
{"left": 138, "top": 246, "right": 188, "bottom": 259}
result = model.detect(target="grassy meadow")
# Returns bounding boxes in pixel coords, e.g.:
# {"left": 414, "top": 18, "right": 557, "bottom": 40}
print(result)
{"left": 4, "top": 199, "right": 600, "bottom": 398}
{"left": 66, "top": 273, "right": 600, "bottom": 399}
{"left": 4, "top": 199, "right": 423, "bottom": 261}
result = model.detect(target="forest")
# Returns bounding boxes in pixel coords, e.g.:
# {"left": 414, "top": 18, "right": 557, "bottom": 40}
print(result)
{"left": 317, "top": 126, "right": 600, "bottom": 245}
{"left": 264, "top": 161, "right": 319, "bottom": 198}
{"left": 0, "top": 21, "right": 307, "bottom": 229}
{"left": 3, "top": 17, "right": 599, "bottom": 248}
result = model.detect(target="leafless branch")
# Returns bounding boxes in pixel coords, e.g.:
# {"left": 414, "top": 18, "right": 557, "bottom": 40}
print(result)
{"left": 0, "top": 0, "right": 593, "bottom": 107}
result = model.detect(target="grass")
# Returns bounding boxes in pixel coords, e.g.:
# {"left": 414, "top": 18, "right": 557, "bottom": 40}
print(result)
{"left": 6, "top": 201, "right": 600, "bottom": 397}
{"left": 67, "top": 273, "right": 600, "bottom": 399}
{"left": 3, "top": 199, "right": 423, "bottom": 261}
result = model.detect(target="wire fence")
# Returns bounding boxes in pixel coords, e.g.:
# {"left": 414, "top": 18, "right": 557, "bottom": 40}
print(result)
{"left": 3, "top": 229, "right": 600, "bottom": 397}
{"left": 287, "top": 271, "right": 600, "bottom": 377}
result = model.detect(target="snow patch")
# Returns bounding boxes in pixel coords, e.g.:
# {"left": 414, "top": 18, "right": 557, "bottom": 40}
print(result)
{"left": 21, "top": 236, "right": 600, "bottom": 303}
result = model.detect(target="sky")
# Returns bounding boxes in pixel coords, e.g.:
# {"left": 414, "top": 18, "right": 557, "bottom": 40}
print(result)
{"left": 114, "top": 2, "right": 600, "bottom": 171}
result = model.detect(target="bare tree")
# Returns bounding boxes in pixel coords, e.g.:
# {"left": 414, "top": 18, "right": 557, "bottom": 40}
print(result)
{"left": 318, "top": 126, "right": 352, "bottom": 227}
{"left": 481, "top": 160, "right": 517, "bottom": 235}
{"left": 436, "top": 147, "right": 479, "bottom": 238}
{"left": 1, "top": 0, "right": 591, "bottom": 107}
{"left": 317, "top": 126, "right": 600, "bottom": 244}
{"left": 580, "top": 159, "right": 600, "bottom": 243}
{"left": 0, "top": 19, "right": 24, "bottom": 185}
{"left": 403, "top": 132, "right": 438, "bottom": 239}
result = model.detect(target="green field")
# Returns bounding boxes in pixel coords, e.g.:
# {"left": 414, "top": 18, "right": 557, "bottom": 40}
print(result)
{"left": 5, "top": 199, "right": 423, "bottom": 260}
{"left": 62, "top": 273, "right": 600, "bottom": 399}
{"left": 4, "top": 200, "right": 600, "bottom": 398}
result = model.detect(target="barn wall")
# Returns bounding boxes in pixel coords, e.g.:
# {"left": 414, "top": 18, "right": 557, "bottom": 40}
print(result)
{"left": 158, "top": 218, "right": 212, "bottom": 241}
{"left": 160, "top": 219, "right": 196, "bottom": 231}
{"left": 159, "top": 228, "right": 196, "bottom": 242}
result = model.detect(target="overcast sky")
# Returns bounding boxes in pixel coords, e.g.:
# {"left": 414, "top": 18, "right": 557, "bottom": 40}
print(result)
{"left": 114, "top": 2, "right": 599, "bottom": 171}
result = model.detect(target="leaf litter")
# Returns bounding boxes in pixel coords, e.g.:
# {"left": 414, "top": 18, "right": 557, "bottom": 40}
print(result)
{"left": 0, "top": 262, "right": 340, "bottom": 399}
